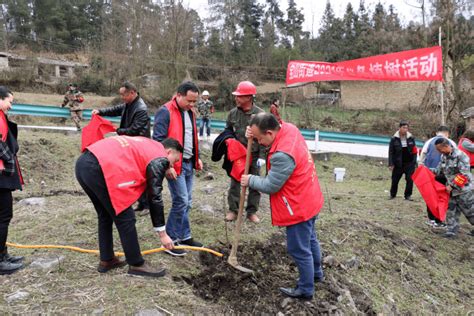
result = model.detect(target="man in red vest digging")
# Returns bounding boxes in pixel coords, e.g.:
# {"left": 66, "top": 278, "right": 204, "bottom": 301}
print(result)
{"left": 153, "top": 81, "right": 203, "bottom": 256}
{"left": 241, "top": 113, "right": 324, "bottom": 301}
{"left": 75, "top": 136, "right": 181, "bottom": 277}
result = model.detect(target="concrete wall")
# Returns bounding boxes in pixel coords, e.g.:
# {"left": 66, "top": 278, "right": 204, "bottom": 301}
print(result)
{"left": 340, "top": 81, "right": 431, "bottom": 110}
{"left": 467, "top": 117, "right": 474, "bottom": 130}
{"left": 285, "top": 83, "right": 319, "bottom": 103}
{"left": 0, "top": 56, "right": 9, "bottom": 70}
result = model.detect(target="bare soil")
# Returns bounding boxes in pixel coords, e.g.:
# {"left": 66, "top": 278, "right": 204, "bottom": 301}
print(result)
{"left": 0, "top": 126, "right": 472, "bottom": 314}
{"left": 190, "top": 233, "right": 375, "bottom": 315}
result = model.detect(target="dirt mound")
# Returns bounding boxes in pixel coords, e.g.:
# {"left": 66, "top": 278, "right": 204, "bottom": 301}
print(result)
{"left": 186, "top": 233, "right": 376, "bottom": 315}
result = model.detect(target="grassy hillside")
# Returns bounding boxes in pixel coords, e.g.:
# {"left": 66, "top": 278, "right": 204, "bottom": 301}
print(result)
{"left": 0, "top": 130, "right": 472, "bottom": 314}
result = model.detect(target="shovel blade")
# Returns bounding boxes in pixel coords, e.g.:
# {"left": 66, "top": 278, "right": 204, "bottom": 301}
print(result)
{"left": 228, "top": 255, "right": 254, "bottom": 273}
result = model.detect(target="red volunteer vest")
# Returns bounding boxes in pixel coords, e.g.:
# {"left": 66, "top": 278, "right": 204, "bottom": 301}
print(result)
{"left": 87, "top": 136, "right": 166, "bottom": 215}
{"left": 458, "top": 138, "right": 474, "bottom": 167}
{"left": 164, "top": 98, "right": 199, "bottom": 175}
{"left": 267, "top": 123, "right": 324, "bottom": 226}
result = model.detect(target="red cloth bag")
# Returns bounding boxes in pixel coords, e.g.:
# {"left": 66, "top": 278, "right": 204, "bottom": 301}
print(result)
{"left": 225, "top": 138, "right": 250, "bottom": 182}
{"left": 81, "top": 115, "right": 117, "bottom": 152}
{"left": 412, "top": 165, "right": 449, "bottom": 221}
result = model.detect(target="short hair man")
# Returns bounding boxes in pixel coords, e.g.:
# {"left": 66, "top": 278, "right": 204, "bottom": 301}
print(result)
{"left": 152, "top": 81, "right": 204, "bottom": 256}
{"left": 433, "top": 137, "right": 474, "bottom": 238}
{"left": 241, "top": 113, "right": 324, "bottom": 300}
{"left": 388, "top": 121, "right": 418, "bottom": 201}
{"left": 92, "top": 82, "right": 151, "bottom": 212}
{"left": 75, "top": 136, "right": 181, "bottom": 277}
{"left": 92, "top": 81, "right": 150, "bottom": 137}
{"left": 419, "top": 125, "right": 456, "bottom": 227}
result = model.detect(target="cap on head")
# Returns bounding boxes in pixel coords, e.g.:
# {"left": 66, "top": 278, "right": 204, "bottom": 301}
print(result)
{"left": 202, "top": 90, "right": 210, "bottom": 96}
{"left": 232, "top": 81, "right": 257, "bottom": 96}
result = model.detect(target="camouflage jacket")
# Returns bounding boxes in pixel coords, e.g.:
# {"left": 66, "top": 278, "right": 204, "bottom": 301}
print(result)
{"left": 197, "top": 99, "right": 214, "bottom": 119}
{"left": 225, "top": 104, "right": 265, "bottom": 158}
{"left": 62, "top": 90, "right": 83, "bottom": 111}
{"left": 433, "top": 148, "right": 472, "bottom": 196}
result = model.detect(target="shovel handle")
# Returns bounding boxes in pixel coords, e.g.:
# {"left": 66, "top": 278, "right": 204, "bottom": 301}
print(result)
{"left": 228, "top": 137, "right": 253, "bottom": 261}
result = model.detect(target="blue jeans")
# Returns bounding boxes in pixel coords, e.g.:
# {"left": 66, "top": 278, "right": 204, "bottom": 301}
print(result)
{"left": 166, "top": 161, "right": 194, "bottom": 242}
{"left": 199, "top": 118, "right": 211, "bottom": 137}
{"left": 286, "top": 216, "right": 323, "bottom": 296}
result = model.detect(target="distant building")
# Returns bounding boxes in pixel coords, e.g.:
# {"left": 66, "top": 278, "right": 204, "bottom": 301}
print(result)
{"left": 0, "top": 52, "right": 88, "bottom": 82}
{"left": 461, "top": 107, "right": 474, "bottom": 130}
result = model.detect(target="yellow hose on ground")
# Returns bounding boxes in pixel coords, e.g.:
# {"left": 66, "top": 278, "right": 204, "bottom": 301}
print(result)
{"left": 6, "top": 242, "right": 223, "bottom": 257}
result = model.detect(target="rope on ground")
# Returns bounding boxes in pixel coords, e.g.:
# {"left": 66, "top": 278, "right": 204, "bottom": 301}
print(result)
{"left": 6, "top": 242, "right": 223, "bottom": 257}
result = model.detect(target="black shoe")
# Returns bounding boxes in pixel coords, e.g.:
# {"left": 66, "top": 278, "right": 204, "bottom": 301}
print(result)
{"left": 0, "top": 259, "right": 23, "bottom": 275}
{"left": 315, "top": 276, "right": 325, "bottom": 283}
{"left": 179, "top": 238, "right": 203, "bottom": 248}
{"left": 97, "top": 257, "right": 127, "bottom": 273}
{"left": 128, "top": 261, "right": 166, "bottom": 278}
{"left": 404, "top": 196, "right": 414, "bottom": 201}
{"left": 4, "top": 253, "right": 24, "bottom": 263}
{"left": 279, "top": 287, "right": 313, "bottom": 301}
{"left": 164, "top": 243, "right": 187, "bottom": 257}
{"left": 388, "top": 196, "right": 396, "bottom": 200}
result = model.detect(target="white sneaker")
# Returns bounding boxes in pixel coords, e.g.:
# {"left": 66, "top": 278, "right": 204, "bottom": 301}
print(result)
{"left": 424, "top": 220, "right": 435, "bottom": 227}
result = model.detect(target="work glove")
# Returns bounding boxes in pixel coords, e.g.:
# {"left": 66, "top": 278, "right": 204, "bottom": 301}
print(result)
{"left": 257, "top": 158, "right": 266, "bottom": 169}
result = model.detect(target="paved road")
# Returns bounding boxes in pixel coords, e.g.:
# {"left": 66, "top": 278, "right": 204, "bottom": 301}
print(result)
{"left": 19, "top": 125, "right": 389, "bottom": 159}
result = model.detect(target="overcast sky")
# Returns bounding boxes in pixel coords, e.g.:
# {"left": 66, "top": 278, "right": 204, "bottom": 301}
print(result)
{"left": 184, "top": 0, "right": 427, "bottom": 35}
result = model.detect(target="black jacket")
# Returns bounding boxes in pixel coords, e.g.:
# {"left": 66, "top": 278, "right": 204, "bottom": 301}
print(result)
{"left": 99, "top": 96, "right": 150, "bottom": 137}
{"left": 212, "top": 129, "right": 236, "bottom": 178}
{"left": 146, "top": 157, "right": 169, "bottom": 229}
{"left": 0, "top": 117, "right": 22, "bottom": 191}
{"left": 388, "top": 131, "right": 417, "bottom": 168}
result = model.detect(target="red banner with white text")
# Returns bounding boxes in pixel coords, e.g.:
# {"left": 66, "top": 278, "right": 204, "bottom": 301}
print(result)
{"left": 286, "top": 46, "right": 442, "bottom": 86}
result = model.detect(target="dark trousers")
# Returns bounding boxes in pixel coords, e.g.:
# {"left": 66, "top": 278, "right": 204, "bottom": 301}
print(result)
{"left": 426, "top": 206, "right": 442, "bottom": 223}
{"left": 75, "top": 151, "right": 144, "bottom": 266}
{"left": 0, "top": 189, "right": 13, "bottom": 253}
{"left": 228, "top": 162, "right": 261, "bottom": 215}
{"left": 390, "top": 163, "right": 415, "bottom": 198}
{"left": 426, "top": 175, "right": 447, "bottom": 223}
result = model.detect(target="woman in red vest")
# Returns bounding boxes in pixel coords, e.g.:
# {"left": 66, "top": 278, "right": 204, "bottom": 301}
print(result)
{"left": 458, "top": 129, "right": 474, "bottom": 171}
{"left": 0, "top": 86, "right": 24, "bottom": 275}
{"left": 241, "top": 113, "right": 324, "bottom": 301}
{"left": 75, "top": 136, "right": 181, "bottom": 278}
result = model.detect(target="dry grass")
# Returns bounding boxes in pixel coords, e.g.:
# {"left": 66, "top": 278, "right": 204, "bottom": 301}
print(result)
{"left": 0, "top": 130, "right": 473, "bottom": 314}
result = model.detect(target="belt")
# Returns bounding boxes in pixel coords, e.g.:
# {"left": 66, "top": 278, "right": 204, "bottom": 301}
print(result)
{"left": 182, "top": 157, "right": 193, "bottom": 163}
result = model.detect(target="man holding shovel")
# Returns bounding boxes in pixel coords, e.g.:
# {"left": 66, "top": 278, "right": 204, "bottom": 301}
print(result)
{"left": 241, "top": 113, "right": 324, "bottom": 301}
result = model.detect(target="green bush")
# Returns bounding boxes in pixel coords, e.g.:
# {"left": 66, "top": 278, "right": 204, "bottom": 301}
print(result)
{"left": 77, "top": 74, "right": 108, "bottom": 95}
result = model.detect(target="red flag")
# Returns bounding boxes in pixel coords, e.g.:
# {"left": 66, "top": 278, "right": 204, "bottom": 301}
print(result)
{"left": 225, "top": 138, "right": 250, "bottom": 182}
{"left": 81, "top": 115, "right": 117, "bottom": 152}
{"left": 412, "top": 165, "right": 449, "bottom": 221}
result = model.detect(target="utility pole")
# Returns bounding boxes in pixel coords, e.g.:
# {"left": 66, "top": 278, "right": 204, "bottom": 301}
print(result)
{"left": 439, "top": 26, "right": 445, "bottom": 125}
